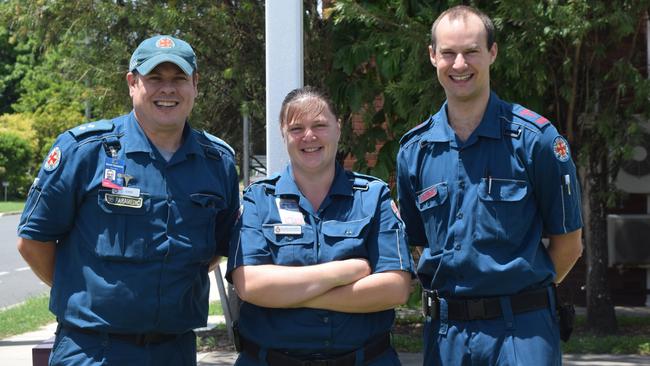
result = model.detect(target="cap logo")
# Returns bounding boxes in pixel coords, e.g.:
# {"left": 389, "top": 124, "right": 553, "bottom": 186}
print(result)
{"left": 156, "top": 37, "right": 175, "bottom": 49}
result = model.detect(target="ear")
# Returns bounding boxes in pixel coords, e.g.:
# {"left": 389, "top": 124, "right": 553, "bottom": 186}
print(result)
{"left": 126, "top": 72, "right": 137, "bottom": 97}
{"left": 192, "top": 73, "right": 199, "bottom": 91}
{"left": 428, "top": 45, "right": 437, "bottom": 68}
{"left": 489, "top": 42, "right": 498, "bottom": 65}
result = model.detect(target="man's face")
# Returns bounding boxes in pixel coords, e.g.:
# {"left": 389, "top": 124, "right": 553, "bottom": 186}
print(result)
{"left": 282, "top": 100, "right": 341, "bottom": 176}
{"left": 127, "top": 62, "right": 198, "bottom": 133}
{"left": 429, "top": 13, "right": 497, "bottom": 104}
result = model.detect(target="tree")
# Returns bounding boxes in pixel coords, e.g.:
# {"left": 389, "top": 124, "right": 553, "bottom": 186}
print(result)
{"left": 0, "top": 131, "right": 33, "bottom": 198}
{"left": 1, "top": 0, "right": 267, "bottom": 164}
{"left": 327, "top": 0, "right": 650, "bottom": 334}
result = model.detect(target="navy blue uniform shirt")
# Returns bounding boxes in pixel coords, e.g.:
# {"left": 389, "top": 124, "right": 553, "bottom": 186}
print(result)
{"left": 18, "top": 112, "right": 239, "bottom": 333}
{"left": 227, "top": 164, "right": 414, "bottom": 354}
{"left": 397, "top": 92, "right": 582, "bottom": 297}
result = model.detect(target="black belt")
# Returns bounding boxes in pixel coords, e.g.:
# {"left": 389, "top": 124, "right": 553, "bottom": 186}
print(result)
{"left": 422, "top": 287, "right": 550, "bottom": 321}
{"left": 240, "top": 333, "right": 391, "bottom": 366}
{"left": 58, "top": 324, "right": 181, "bottom": 347}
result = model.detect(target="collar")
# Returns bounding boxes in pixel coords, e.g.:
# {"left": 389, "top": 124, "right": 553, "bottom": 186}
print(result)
{"left": 423, "top": 92, "right": 503, "bottom": 143}
{"left": 473, "top": 91, "right": 502, "bottom": 140}
{"left": 123, "top": 111, "right": 203, "bottom": 159}
{"left": 275, "top": 163, "right": 353, "bottom": 197}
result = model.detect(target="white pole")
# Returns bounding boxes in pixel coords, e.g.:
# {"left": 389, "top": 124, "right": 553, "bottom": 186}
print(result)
{"left": 265, "top": 1, "right": 303, "bottom": 176}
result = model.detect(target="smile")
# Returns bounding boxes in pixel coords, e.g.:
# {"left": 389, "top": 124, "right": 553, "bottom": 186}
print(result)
{"left": 154, "top": 100, "right": 179, "bottom": 107}
{"left": 302, "top": 147, "right": 322, "bottom": 153}
{"left": 450, "top": 74, "right": 472, "bottom": 81}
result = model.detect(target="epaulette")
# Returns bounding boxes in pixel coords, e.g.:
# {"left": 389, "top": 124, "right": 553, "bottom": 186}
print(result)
{"left": 347, "top": 171, "right": 385, "bottom": 191}
{"left": 512, "top": 104, "right": 551, "bottom": 130}
{"left": 202, "top": 131, "right": 235, "bottom": 157}
{"left": 67, "top": 119, "right": 114, "bottom": 140}
{"left": 399, "top": 116, "right": 433, "bottom": 146}
{"left": 247, "top": 173, "right": 281, "bottom": 194}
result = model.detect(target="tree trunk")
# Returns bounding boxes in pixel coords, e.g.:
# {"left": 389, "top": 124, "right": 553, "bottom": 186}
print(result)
{"left": 581, "top": 157, "right": 618, "bottom": 334}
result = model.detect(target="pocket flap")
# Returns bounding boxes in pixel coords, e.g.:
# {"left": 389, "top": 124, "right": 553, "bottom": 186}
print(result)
{"left": 321, "top": 216, "right": 372, "bottom": 238}
{"left": 261, "top": 224, "right": 314, "bottom": 245}
{"left": 190, "top": 193, "right": 226, "bottom": 209}
{"left": 478, "top": 179, "right": 528, "bottom": 202}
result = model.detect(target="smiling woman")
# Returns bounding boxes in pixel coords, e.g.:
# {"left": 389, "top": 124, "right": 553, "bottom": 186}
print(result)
{"left": 226, "top": 86, "right": 415, "bottom": 366}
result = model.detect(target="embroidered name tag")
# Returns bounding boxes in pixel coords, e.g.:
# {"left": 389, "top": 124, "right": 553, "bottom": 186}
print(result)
{"left": 105, "top": 193, "right": 143, "bottom": 208}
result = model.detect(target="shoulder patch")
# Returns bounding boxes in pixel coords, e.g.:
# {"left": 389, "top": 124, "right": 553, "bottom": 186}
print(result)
{"left": 202, "top": 131, "right": 235, "bottom": 156}
{"left": 43, "top": 146, "right": 62, "bottom": 172}
{"left": 399, "top": 117, "right": 433, "bottom": 146}
{"left": 68, "top": 120, "right": 114, "bottom": 140}
{"left": 552, "top": 136, "right": 571, "bottom": 162}
{"left": 512, "top": 105, "right": 551, "bottom": 129}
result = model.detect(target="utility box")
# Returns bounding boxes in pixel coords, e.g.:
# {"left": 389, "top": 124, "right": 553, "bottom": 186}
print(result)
{"left": 607, "top": 214, "right": 650, "bottom": 267}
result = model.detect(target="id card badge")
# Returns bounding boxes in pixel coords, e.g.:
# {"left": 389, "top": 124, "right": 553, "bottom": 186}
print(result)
{"left": 275, "top": 198, "right": 305, "bottom": 225}
{"left": 102, "top": 157, "right": 125, "bottom": 189}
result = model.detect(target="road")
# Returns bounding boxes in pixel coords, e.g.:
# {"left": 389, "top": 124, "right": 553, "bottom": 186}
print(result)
{"left": 0, "top": 214, "right": 49, "bottom": 309}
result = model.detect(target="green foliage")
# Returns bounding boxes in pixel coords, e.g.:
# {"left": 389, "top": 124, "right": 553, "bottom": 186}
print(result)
{"left": 327, "top": 0, "right": 650, "bottom": 185}
{"left": 0, "top": 131, "right": 33, "bottom": 198}
{"left": 1, "top": 0, "right": 267, "bottom": 160}
{"left": 0, "top": 112, "right": 35, "bottom": 141}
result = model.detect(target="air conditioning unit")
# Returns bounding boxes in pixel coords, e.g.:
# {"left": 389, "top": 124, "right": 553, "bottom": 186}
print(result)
{"left": 607, "top": 214, "right": 650, "bottom": 267}
{"left": 614, "top": 119, "right": 650, "bottom": 194}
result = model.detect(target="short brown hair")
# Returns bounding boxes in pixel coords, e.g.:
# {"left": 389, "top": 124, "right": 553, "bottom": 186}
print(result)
{"left": 430, "top": 5, "right": 495, "bottom": 50}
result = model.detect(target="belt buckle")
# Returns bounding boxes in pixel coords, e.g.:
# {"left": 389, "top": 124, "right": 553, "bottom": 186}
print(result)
{"left": 466, "top": 299, "right": 487, "bottom": 320}
{"left": 421, "top": 290, "right": 439, "bottom": 318}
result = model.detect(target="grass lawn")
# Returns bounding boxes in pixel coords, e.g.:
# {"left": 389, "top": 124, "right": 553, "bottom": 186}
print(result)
{"left": 0, "top": 296, "right": 223, "bottom": 339}
{"left": 0, "top": 295, "right": 54, "bottom": 339}
{"left": 391, "top": 310, "right": 650, "bottom": 355}
{"left": 0, "top": 201, "right": 23, "bottom": 213}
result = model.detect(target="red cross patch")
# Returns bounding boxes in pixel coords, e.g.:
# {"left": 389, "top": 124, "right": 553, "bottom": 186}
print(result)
{"left": 552, "top": 136, "right": 570, "bottom": 162}
{"left": 43, "top": 146, "right": 61, "bottom": 171}
{"left": 156, "top": 37, "right": 175, "bottom": 49}
{"left": 390, "top": 199, "right": 401, "bottom": 219}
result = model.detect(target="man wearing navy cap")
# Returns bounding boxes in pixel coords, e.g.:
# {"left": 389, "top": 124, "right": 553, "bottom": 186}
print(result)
{"left": 17, "top": 35, "right": 239, "bottom": 365}
{"left": 397, "top": 5, "right": 583, "bottom": 365}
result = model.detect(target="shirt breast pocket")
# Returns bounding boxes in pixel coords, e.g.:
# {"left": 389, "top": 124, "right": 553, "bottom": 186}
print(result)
{"left": 475, "top": 178, "right": 531, "bottom": 243}
{"left": 416, "top": 182, "right": 449, "bottom": 253}
{"left": 320, "top": 216, "right": 372, "bottom": 261}
{"left": 185, "top": 193, "right": 227, "bottom": 261}
{"left": 95, "top": 189, "right": 154, "bottom": 261}
{"left": 261, "top": 225, "right": 316, "bottom": 265}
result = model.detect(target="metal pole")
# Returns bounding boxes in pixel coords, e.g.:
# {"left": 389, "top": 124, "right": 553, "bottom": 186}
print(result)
{"left": 243, "top": 114, "right": 250, "bottom": 186}
{"left": 213, "top": 265, "right": 234, "bottom": 341}
{"left": 265, "top": 1, "right": 302, "bottom": 176}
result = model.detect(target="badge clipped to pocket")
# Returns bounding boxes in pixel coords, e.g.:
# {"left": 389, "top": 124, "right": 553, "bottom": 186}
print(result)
{"left": 102, "top": 156, "right": 126, "bottom": 189}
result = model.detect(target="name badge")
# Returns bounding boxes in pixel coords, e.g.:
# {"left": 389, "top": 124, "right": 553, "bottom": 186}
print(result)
{"left": 113, "top": 187, "right": 141, "bottom": 198}
{"left": 105, "top": 193, "right": 143, "bottom": 208}
{"left": 275, "top": 198, "right": 305, "bottom": 225}
{"left": 273, "top": 224, "right": 302, "bottom": 235}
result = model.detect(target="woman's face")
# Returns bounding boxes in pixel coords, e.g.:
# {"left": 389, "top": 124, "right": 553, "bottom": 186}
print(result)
{"left": 282, "top": 99, "right": 340, "bottom": 177}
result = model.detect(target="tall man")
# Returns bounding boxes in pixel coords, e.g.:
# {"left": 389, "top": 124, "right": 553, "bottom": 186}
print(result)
{"left": 397, "top": 6, "right": 583, "bottom": 365}
{"left": 17, "top": 35, "right": 239, "bottom": 366}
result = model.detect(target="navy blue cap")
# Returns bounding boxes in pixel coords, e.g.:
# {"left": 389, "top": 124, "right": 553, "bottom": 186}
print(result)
{"left": 129, "top": 35, "right": 197, "bottom": 75}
